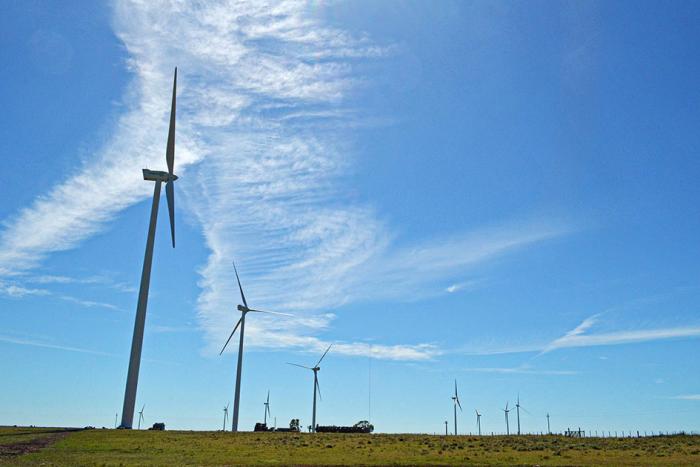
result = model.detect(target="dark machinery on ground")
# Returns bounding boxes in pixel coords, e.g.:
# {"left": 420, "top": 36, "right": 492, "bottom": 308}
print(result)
{"left": 254, "top": 419, "right": 301, "bottom": 432}
{"left": 148, "top": 423, "right": 165, "bottom": 431}
{"left": 315, "top": 420, "right": 374, "bottom": 433}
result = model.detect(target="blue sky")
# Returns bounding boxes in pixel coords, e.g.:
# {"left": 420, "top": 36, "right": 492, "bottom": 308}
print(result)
{"left": 1, "top": 0, "right": 699, "bottom": 434}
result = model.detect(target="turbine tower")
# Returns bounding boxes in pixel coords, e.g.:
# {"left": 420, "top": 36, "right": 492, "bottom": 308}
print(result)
{"left": 475, "top": 409, "right": 482, "bottom": 436}
{"left": 444, "top": 420, "right": 448, "bottom": 436}
{"left": 515, "top": 395, "right": 521, "bottom": 435}
{"left": 451, "top": 380, "right": 462, "bottom": 435}
{"left": 220, "top": 261, "right": 290, "bottom": 432}
{"left": 502, "top": 402, "right": 511, "bottom": 435}
{"left": 119, "top": 68, "right": 178, "bottom": 429}
{"left": 263, "top": 390, "right": 271, "bottom": 425}
{"left": 222, "top": 403, "right": 229, "bottom": 431}
{"left": 137, "top": 405, "right": 145, "bottom": 430}
{"left": 288, "top": 344, "right": 332, "bottom": 433}
{"left": 546, "top": 413, "right": 551, "bottom": 434}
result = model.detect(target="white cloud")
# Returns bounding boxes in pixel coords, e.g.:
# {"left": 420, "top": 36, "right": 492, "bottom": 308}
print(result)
{"left": 0, "top": 334, "right": 113, "bottom": 356}
{"left": 58, "top": 295, "right": 121, "bottom": 311}
{"left": 0, "top": 282, "right": 49, "bottom": 298}
{"left": 671, "top": 394, "right": 700, "bottom": 401}
{"left": 0, "top": 1, "right": 569, "bottom": 362}
{"left": 546, "top": 322, "right": 700, "bottom": 352}
{"left": 461, "top": 366, "right": 577, "bottom": 376}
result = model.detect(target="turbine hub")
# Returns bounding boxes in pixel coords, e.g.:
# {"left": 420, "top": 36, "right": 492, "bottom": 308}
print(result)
{"left": 237, "top": 304, "right": 247, "bottom": 312}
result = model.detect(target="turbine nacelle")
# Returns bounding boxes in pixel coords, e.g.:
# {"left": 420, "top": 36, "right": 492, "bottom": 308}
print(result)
{"left": 237, "top": 304, "right": 247, "bottom": 313}
{"left": 142, "top": 169, "right": 178, "bottom": 182}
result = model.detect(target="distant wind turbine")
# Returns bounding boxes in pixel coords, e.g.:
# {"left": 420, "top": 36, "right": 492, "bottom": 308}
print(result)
{"left": 451, "top": 380, "right": 462, "bottom": 435}
{"left": 222, "top": 403, "right": 229, "bottom": 431}
{"left": 444, "top": 420, "right": 448, "bottom": 436}
{"left": 502, "top": 402, "right": 511, "bottom": 435}
{"left": 263, "top": 390, "right": 271, "bottom": 426}
{"left": 119, "top": 68, "right": 178, "bottom": 429}
{"left": 514, "top": 395, "right": 530, "bottom": 435}
{"left": 137, "top": 405, "right": 145, "bottom": 430}
{"left": 220, "top": 261, "right": 291, "bottom": 432}
{"left": 475, "top": 409, "right": 482, "bottom": 436}
{"left": 546, "top": 413, "right": 551, "bottom": 434}
{"left": 288, "top": 344, "right": 332, "bottom": 433}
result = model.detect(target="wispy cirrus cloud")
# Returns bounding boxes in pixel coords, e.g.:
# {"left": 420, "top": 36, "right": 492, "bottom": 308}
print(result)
{"left": 461, "top": 366, "right": 577, "bottom": 376}
{"left": 0, "top": 334, "right": 114, "bottom": 356}
{"left": 0, "top": 1, "right": 568, "bottom": 361}
{"left": 542, "top": 314, "right": 700, "bottom": 353}
{"left": 671, "top": 394, "right": 700, "bottom": 401}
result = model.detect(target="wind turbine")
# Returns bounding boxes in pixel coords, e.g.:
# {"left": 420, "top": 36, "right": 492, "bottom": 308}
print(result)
{"left": 222, "top": 403, "right": 229, "bottom": 431}
{"left": 475, "top": 409, "right": 482, "bottom": 436}
{"left": 451, "top": 380, "right": 462, "bottom": 435}
{"left": 119, "top": 68, "right": 178, "bottom": 429}
{"left": 514, "top": 395, "right": 530, "bottom": 435}
{"left": 546, "top": 413, "right": 551, "bottom": 434}
{"left": 444, "top": 420, "right": 448, "bottom": 436}
{"left": 263, "top": 390, "right": 271, "bottom": 426}
{"left": 502, "top": 402, "right": 511, "bottom": 435}
{"left": 288, "top": 344, "right": 332, "bottom": 433}
{"left": 220, "top": 261, "right": 291, "bottom": 432}
{"left": 137, "top": 405, "right": 145, "bottom": 430}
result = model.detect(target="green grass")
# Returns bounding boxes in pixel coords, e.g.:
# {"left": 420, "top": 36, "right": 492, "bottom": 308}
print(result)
{"left": 3, "top": 427, "right": 700, "bottom": 466}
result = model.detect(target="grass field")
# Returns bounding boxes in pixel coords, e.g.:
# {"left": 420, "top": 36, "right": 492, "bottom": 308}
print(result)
{"left": 2, "top": 427, "right": 700, "bottom": 465}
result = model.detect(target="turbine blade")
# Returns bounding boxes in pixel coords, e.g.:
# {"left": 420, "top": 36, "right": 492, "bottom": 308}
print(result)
{"left": 249, "top": 309, "right": 294, "bottom": 317}
{"left": 315, "top": 377, "right": 322, "bottom": 401}
{"left": 454, "top": 380, "right": 458, "bottom": 397}
{"left": 266, "top": 390, "right": 270, "bottom": 403}
{"left": 219, "top": 317, "right": 243, "bottom": 355}
{"left": 287, "top": 362, "right": 313, "bottom": 370}
{"left": 457, "top": 397, "right": 462, "bottom": 411}
{"left": 232, "top": 260, "right": 248, "bottom": 309}
{"left": 166, "top": 68, "right": 176, "bottom": 175}
{"left": 316, "top": 343, "right": 332, "bottom": 367}
{"left": 166, "top": 180, "right": 175, "bottom": 248}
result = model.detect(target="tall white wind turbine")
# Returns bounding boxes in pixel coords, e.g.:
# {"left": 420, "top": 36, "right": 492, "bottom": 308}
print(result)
{"left": 119, "top": 68, "right": 178, "bottom": 429}
{"left": 220, "top": 261, "right": 291, "bottom": 432}
{"left": 451, "top": 380, "right": 462, "bottom": 435}
{"left": 222, "top": 403, "right": 229, "bottom": 431}
{"left": 137, "top": 405, "right": 145, "bottom": 430}
{"left": 263, "top": 390, "right": 271, "bottom": 426}
{"left": 288, "top": 344, "right": 332, "bottom": 433}
{"left": 503, "top": 402, "right": 511, "bottom": 435}
{"left": 515, "top": 394, "right": 527, "bottom": 435}
{"left": 475, "top": 409, "right": 482, "bottom": 436}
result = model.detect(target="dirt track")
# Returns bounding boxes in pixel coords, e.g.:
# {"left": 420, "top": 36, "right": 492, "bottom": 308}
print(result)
{"left": 0, "top": 429, "right": 77, "bottom": 460}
